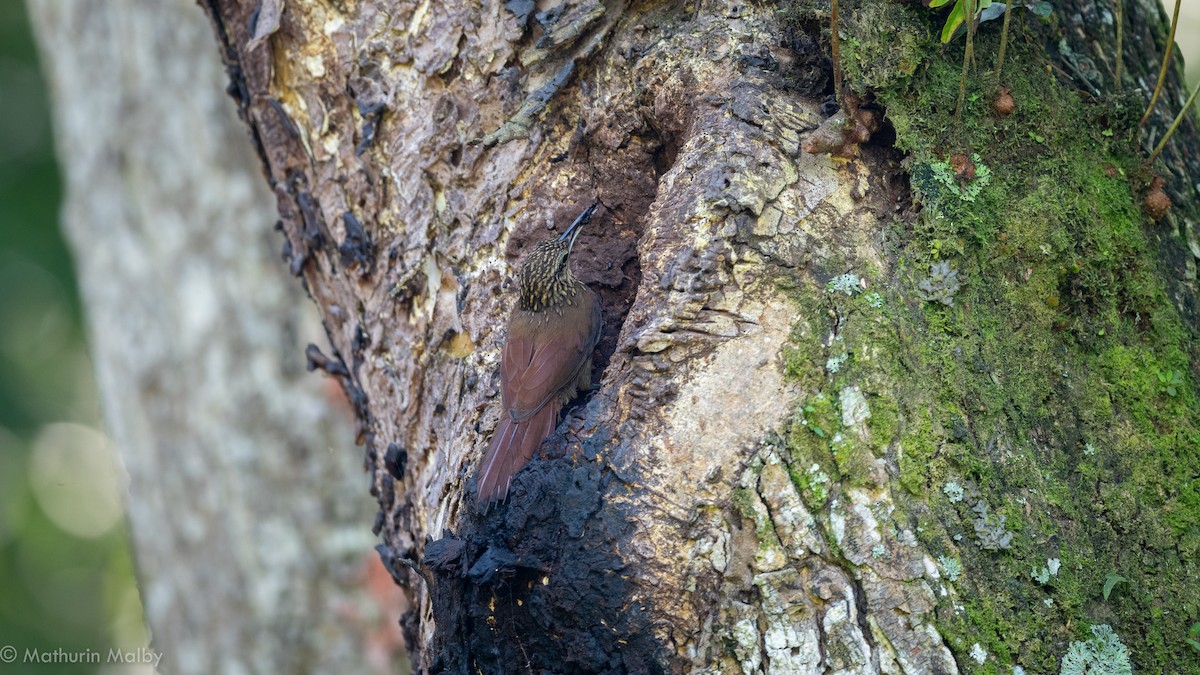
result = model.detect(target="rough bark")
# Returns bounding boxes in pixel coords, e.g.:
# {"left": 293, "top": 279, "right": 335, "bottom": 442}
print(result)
{"left": 195, "top": 0, "right": 1200, "bottom": 673}
{"left": 27, "top": 0, "right": 402, "bottom": 673}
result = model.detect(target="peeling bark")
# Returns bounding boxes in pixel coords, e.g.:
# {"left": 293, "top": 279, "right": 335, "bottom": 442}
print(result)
{"left": 194, "top": 0, "right": 1198, "bottom": 672}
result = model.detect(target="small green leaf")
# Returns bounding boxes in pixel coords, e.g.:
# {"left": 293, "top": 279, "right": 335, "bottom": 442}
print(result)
{"left": 812, "top": 426, "right": 826, "bottom": 438}
{"left": 928, "top": 0, "right": 955, "bottom": 8}
{"left": 1103, "top": 573, "right": 1127, "bottom": 601}
{"left": 1188, "top": 639, "right": 1200, "bottom": 654}
{"left": 1190, "top": 622, "right": 1200, "bottom": 639}
{"left": 1029, "top": 0, "right": 1053, "bottom": 16}
{"left": 1028, "top": 131, "right": 1046, "bottom": 143}
{"left": 940, "top": 0, "right": 966, "bottom": 43}
{"left": 1102, "top": 128, "right": 1114, "bottom": 137}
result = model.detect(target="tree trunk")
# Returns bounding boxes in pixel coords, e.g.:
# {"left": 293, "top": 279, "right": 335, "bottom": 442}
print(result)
{"left": 197, "top": 0, "right": 1200, "bottom": 672}
{"left": 27, "top": 0, "right": 404, "bottom": 673}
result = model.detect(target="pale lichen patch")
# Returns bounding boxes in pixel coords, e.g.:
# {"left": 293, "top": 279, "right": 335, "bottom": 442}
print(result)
{"left": 656, "top": 294, "right": 798, "bottom": 494}
{"left": 758, "top": 451, "right": 824, "bottom": 558}
{"left": 302, "top": 53, "right": 326, "bottom": 78}
{"left": 754, "top": 570, "right": 822, "bottom": 674}
{"left": 728, "top": 604, "right": 763, "bottom": 675}
{"left": 821, "top": 586, "right": 874, "bottom": 674}
{"left": 839, "top": 385, "right": 871, "bottom": 434}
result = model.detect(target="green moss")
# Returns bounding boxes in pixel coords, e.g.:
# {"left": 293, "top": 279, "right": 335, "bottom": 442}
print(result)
{"left": 786, "top": 392, "right": 837, "bottom": 496}
{"left": 839, "top": 2, "right": 935, "bottom": 93}
{"left": 776, "top": 3, "right": 1200, "bottom": 671}
{"left": 798, "top": 392, "right": 836, "bottom": 444}
{"left": 732, "top": 480, "right": 796, "bottom": 573}
{"left": 731, "top": 486, "right": 757, "bottom": 522}
{"left": 866, "top": 394, "right": 899, "bottom": 453}
{"left": 830, "top": 431, "right": 873, "bottom": 486}
{"left": 898, "top": 414, "right": 941, "bottom": 495}
{"left": 782, "top": 332, "right": 820, "bottom": 384}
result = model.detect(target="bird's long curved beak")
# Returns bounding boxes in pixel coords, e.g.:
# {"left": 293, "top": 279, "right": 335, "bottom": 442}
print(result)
{"left": 559, "top": 201, "right": 599, "bottom": 250}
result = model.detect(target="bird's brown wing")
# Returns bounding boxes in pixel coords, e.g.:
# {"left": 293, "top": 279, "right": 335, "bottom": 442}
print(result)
{"left": 501, "top": 300, "right": 598, "bottom": 422}
{"left": 477, "top": 293, "right": 601, "bottom": 506}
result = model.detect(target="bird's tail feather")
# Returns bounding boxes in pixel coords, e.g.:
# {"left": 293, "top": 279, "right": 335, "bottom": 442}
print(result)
{"left": 475, "top": 404, "right": 558, "bottom": 507}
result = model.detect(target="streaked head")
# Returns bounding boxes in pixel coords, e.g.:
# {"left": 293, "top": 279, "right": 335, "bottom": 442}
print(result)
{"left": 517, "top": 203, "right": 597, "bottom": 312}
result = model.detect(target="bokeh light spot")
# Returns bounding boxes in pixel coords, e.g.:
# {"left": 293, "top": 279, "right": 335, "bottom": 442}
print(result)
{"left": 29, "top": 422, "right": 125, "bottom": 539}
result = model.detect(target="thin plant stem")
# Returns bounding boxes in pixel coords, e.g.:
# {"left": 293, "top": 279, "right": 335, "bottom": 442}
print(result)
{"left": 994, "top": 0, "right": 1014, "bottom": 82}
{"left": 831, "top": 0, "right": 843, "bottom": 103}
{"left": 956, "top": 0, "right": 976, "bottom": 121}
{"left": 1114, "top": 0, "right": 1123, "bottom": 85}
{"left": 1140, "top": 0, "right": 1181, "bottom": 127}
{"left": 1148, "top": 83, "right": 1199, "bottom": 164}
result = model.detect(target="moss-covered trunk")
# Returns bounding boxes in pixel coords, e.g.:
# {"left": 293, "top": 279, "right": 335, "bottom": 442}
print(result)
{"left": 200, "top": 0, "right": 1198, "bottom": 671}
{"left": 827, "top": 1, "right": 1200, "bottom": 671}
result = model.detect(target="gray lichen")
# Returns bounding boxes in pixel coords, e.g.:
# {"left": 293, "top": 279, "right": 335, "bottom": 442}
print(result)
{"left": 971, "top": 501, "right": 1014, "bottom": 551}
{"left": 1032, "top": 559, "right": 1061, "bottom": 585}
{"left": 919, "top": 261, "right": 961, "bottom": 306}
{"left": 938, "top": 555, "right": 962, "bottom": 582}
{"left": 942, "top": 481, "right": 965, "bottom": 503}
{"left": 1060, "top": 624, "right": 1132, "bottom": 675}
{"left": 826, "top": 273, "right": 863, "bottom": 296}
{"left": 970, "top": 643, "right": 987, "bottom": 664}
{"left": 805, "top": 463, "right": 830, "bottom": 504}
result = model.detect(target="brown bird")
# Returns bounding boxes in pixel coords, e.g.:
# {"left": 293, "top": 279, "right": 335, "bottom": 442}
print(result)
{"left": 476, "top": 203, "right": 603, "bottom": 506}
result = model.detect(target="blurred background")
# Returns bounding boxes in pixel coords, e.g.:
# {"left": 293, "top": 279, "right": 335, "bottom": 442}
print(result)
{"left": 2, "top": 0, "right": 407, "bottom": 671}
{"left": 0, "top": 2, "right": 150, "bottom": 673}
{"left": 0, "top": 0, "right": 1195, "bottom": 673}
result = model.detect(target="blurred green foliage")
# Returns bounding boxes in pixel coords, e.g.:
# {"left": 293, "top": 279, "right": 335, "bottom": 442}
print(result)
{"left": 0, "top": 2, "right": 147, "bottom": 673}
